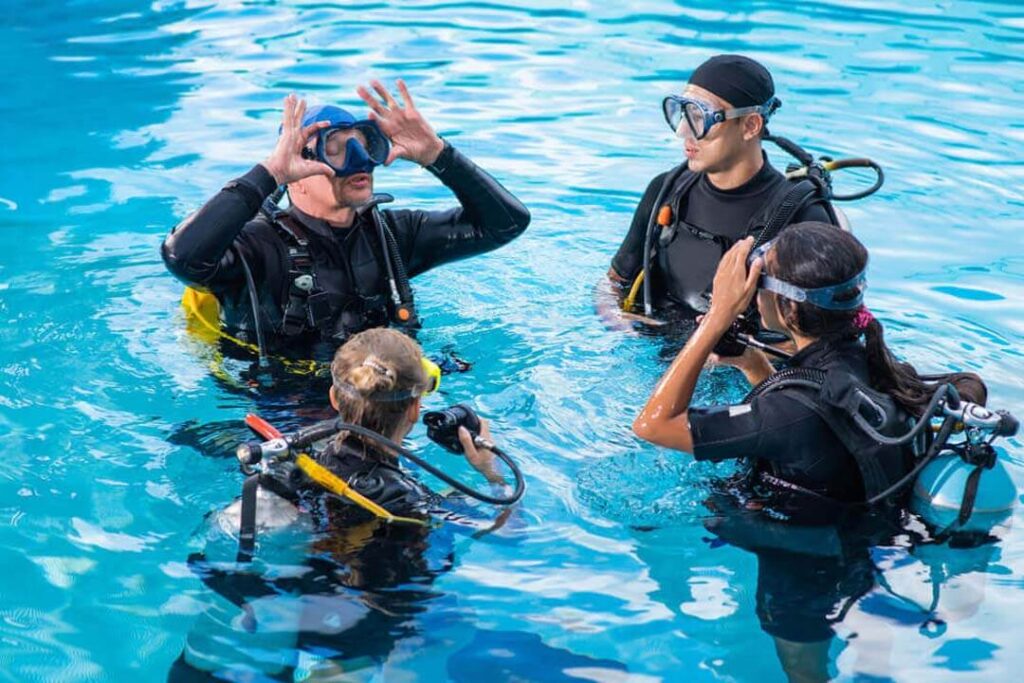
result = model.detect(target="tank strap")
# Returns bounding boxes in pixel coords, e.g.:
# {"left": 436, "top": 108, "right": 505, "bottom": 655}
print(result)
{"left": 236, "top": 473, "right": 260, "bottom": 563}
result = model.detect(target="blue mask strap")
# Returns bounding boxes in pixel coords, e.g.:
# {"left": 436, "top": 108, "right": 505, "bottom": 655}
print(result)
{"left": 759, "top": 270, "right": 867, "bottom": 310}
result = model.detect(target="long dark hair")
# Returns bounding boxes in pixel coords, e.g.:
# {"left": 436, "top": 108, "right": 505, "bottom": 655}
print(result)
{"left": 769, "top": 222, "right": 986, "bottom": 415}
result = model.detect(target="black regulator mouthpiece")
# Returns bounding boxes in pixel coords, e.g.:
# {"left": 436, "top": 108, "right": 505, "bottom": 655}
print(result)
{"left": 424, "top": 403, "right": 481, "bottom": 454}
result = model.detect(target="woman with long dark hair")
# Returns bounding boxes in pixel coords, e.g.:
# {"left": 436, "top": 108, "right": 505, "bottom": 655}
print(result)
{"left": 634, "top": 222, "right": 990, "bottom": 682}
{"left": 633, "top": 221, "right": 985, "bottom": 506}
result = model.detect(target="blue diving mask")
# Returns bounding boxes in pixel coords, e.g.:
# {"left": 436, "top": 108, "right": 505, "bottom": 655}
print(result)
{"left": 750, "top": 240, "right": 867, "bottom": 311}
{"left": 299, "top": 105, "right": 390, "bottom": 177}
{"left": 662, "top": 95, "right": 781, "bottom": 140}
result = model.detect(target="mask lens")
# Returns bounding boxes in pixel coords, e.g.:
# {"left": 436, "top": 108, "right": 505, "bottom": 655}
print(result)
{"left": 663, "top": 97, "right": 683, "bottom": 133}
{"left": 684, "top": 101, "right": 706, "bottom": 139}
{"left": 355, "top": 123, "right": 389, "bottom": 163}
{"left": 323, "top": 129, "right": 363, "bottom": 167}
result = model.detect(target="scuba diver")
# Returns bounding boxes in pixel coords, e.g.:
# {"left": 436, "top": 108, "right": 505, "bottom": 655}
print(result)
{"left": 161, "top": 81, "right": 530, "bottom": 361}
{"left": 633, "top": 221, "right": 990, "bottom": 509}
{"left": 632, "top": 222, "right": 1017, "bottom": 681}
{"left": 170, "top": 327, "right": 524, "bottom": 680}
{"left": 606, "top": 54, "right": 844, "bottom": 323}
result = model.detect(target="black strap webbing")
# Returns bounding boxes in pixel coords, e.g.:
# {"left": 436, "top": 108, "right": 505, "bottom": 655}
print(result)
{"left": 956, "top": 465, "right": 984, "bottom": 528}
{"left": 236, "top": 474, "right": 260, "bottom": 563}
{"left": 750, "top": 179, "right": 823, "bottom": 248}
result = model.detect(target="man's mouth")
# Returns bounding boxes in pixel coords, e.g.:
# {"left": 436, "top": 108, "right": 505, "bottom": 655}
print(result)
{"left": 346, "top": 173, "right": 371, "bottom": 187}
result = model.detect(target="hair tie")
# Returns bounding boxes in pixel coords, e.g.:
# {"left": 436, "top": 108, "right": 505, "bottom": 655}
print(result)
{"left": 361, "top": 357, "right": 394, "bottom": 380}
{"left": 853, "top": 307, "right": 875, "bottom": 330}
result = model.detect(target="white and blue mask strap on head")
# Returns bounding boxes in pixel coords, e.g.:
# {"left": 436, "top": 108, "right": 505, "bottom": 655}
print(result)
{"left": 758, "top": 270, "right": 867, "bottom": 311}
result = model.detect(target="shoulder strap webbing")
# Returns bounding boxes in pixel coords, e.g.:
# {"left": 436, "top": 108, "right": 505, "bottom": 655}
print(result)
{"left": 745, "top": 367, "right": 894, "bottom": 500}
{"left": 236, "top": 473, "right": 260, "bottom": 563}
{"left": 747, "top": 178, "right": 827, "bottom": 248}
{"left": 783, "top": 388, "right": 894, "bottom": 499}
{"left": 273, "top": 213, "right": 328, "bottom": 336}
{"left": 655, "top": 171, "right": 701, "bottom": 247}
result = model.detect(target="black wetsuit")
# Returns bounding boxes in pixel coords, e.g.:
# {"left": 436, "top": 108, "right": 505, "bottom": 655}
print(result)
{"left": 612, "top": 155, "right": 833, "bottom": 314}
{"left": 162, "top": 142, "right": 530, "bottom": 354}
{"left": 689, "top": 339, "right": 878, "bottom": 505}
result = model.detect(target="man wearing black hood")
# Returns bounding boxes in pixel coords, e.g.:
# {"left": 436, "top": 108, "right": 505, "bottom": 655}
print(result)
{"left": 609, "top": 54, "right": 836, "bottom": 317}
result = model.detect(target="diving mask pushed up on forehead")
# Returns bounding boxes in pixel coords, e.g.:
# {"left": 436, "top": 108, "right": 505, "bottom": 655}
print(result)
{"left": 750, "top": 240, "right": 867, "bottom": 311}
{"left": 298, "top": 104, "right": 390, "bottom": 177}
{"left": 662, "top": 95, "right": 780, "bottom": 140}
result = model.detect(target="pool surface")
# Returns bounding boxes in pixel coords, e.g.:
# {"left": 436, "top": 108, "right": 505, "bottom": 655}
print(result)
{"left": 2, "top": 1, "right": 1024, "bottom": 680}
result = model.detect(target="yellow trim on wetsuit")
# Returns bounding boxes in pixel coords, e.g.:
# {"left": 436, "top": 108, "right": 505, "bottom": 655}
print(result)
{"left": 294, "top": 453, "right": 429, "bottom": 527}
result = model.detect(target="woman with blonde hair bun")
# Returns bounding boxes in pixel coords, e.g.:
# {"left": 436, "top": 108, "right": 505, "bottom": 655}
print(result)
{"left": 172, "top": 327, "right": 514, "bottom": 680}
{"left": 319, "top": 327, "right": 507, "bottom": 517}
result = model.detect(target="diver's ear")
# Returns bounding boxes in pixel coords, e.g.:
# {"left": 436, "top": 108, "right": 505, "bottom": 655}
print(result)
{"left": 743, "top": 113, "right": 764, "bottom": 141}
{"left": 406, "top": 397, "right": 421, "bottom": 425}
{"left": 329, "top": 385, "right": 340, "bottom": 411}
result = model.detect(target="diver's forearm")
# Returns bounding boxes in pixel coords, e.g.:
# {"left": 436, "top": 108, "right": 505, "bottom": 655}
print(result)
{"left": 633, "top": 312, "right": 731, "bottom": 449}
{"left": 161, "top": 165, "right": 277, "bottom": 287}
{"left": 427, "top": 143, "right": 530, "bottom": 243}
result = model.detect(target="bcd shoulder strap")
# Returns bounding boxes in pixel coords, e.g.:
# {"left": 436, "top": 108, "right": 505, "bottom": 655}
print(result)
{"left": 747, "top": 177, "right": 835, "bottom": 247}
{"left": 272, "top": 213, "right": 332, "bottom": 336}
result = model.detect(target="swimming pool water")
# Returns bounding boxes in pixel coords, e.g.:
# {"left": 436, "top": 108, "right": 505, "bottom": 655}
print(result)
{"left": 2, "top": 1, "right": 1024, "bottom": 680}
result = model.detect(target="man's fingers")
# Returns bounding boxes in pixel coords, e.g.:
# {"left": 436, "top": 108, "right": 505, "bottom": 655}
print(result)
{"left": 357, "top": 85, "right": 386, "bottom": 116}
{"left": 281, "top": 94, "right": 296, "bottom": 130}
{"left": 371, "top": 79, "right": 400, "bottom": 109}
{"left": 396, "top": 79, "right": 416, "bottom": 110}
{"left": 300, "top": 120, "right": 331, "bottom": 140}
{"left": 745, "top": 256, "right": 764, "bottom": 293}
{"left": 306, "top": 160, "right": 334, "bottom": 177}
{"left": 293, "top": 97, "right": 306, "bottom": 132}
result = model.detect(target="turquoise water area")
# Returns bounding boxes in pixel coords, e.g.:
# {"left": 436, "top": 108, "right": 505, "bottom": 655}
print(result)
{"left": 2, "top": 0, "right": 1024, "bottom": 680}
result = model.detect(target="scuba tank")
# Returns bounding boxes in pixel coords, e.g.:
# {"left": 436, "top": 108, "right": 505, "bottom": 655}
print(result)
{"left": 912, "top": 454, "right": 1016, "bottom": 534}
{"left": 911, "top": 401, "right": 1018, "bottom": 535}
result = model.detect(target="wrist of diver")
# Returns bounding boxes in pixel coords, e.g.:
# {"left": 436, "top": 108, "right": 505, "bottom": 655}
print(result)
{"left": 260, "top": 159, "right": 285, "bottom": 186}
{"left": 703, "top": 306, "right": 736, "bottom": 334}
{"left": 419, "top": 136, "right": 446, "bottom": 168}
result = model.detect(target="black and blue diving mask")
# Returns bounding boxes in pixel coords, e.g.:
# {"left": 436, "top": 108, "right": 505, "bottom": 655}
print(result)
{"left": 749, "top": 240, "right": 867, "bottom": 311}
{"left": 299, "top": 105, "right": 390, "bottom": 177}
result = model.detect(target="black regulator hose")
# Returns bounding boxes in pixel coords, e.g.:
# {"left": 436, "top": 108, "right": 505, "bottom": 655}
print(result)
{"left": 642, "top": 163, "right": 688, "bottom": 316}
{"left": 277, "top": 418, "right": 525, "bottom": 506}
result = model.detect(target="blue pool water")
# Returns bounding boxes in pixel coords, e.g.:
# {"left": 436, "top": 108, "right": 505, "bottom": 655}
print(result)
{"left": 3, "top": 0, "right": 1024, "bottom": 680}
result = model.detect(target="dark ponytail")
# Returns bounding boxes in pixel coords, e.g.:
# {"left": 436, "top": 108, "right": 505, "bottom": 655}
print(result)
{"left": 771, "top": 223, "right": 987, "bottom": 416}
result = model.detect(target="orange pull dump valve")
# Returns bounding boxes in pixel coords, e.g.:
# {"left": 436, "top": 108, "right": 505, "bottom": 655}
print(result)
{"left": 657, "top": 205, "right": 673, "bottom": 227}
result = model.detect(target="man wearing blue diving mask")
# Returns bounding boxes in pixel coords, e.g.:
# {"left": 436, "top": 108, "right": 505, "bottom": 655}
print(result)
{"left": 162, "top": 80, "right": 530, "bottom": 354}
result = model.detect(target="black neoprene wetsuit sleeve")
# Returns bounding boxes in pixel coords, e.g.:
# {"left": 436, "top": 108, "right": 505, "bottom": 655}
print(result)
{"left": 385, "top": 143, "right": 531, "bottom": 278}
{"left": 610, "top": 172, "right": 669, "bottom": 282}
{"left": 161, "top": 143, "right": 530, "bottom": 292}
{"left": 161, "top": 164, "right": 279, "bottom": 292}
{"left": 689, "top": 394, "right": 824, "bottom": 464}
